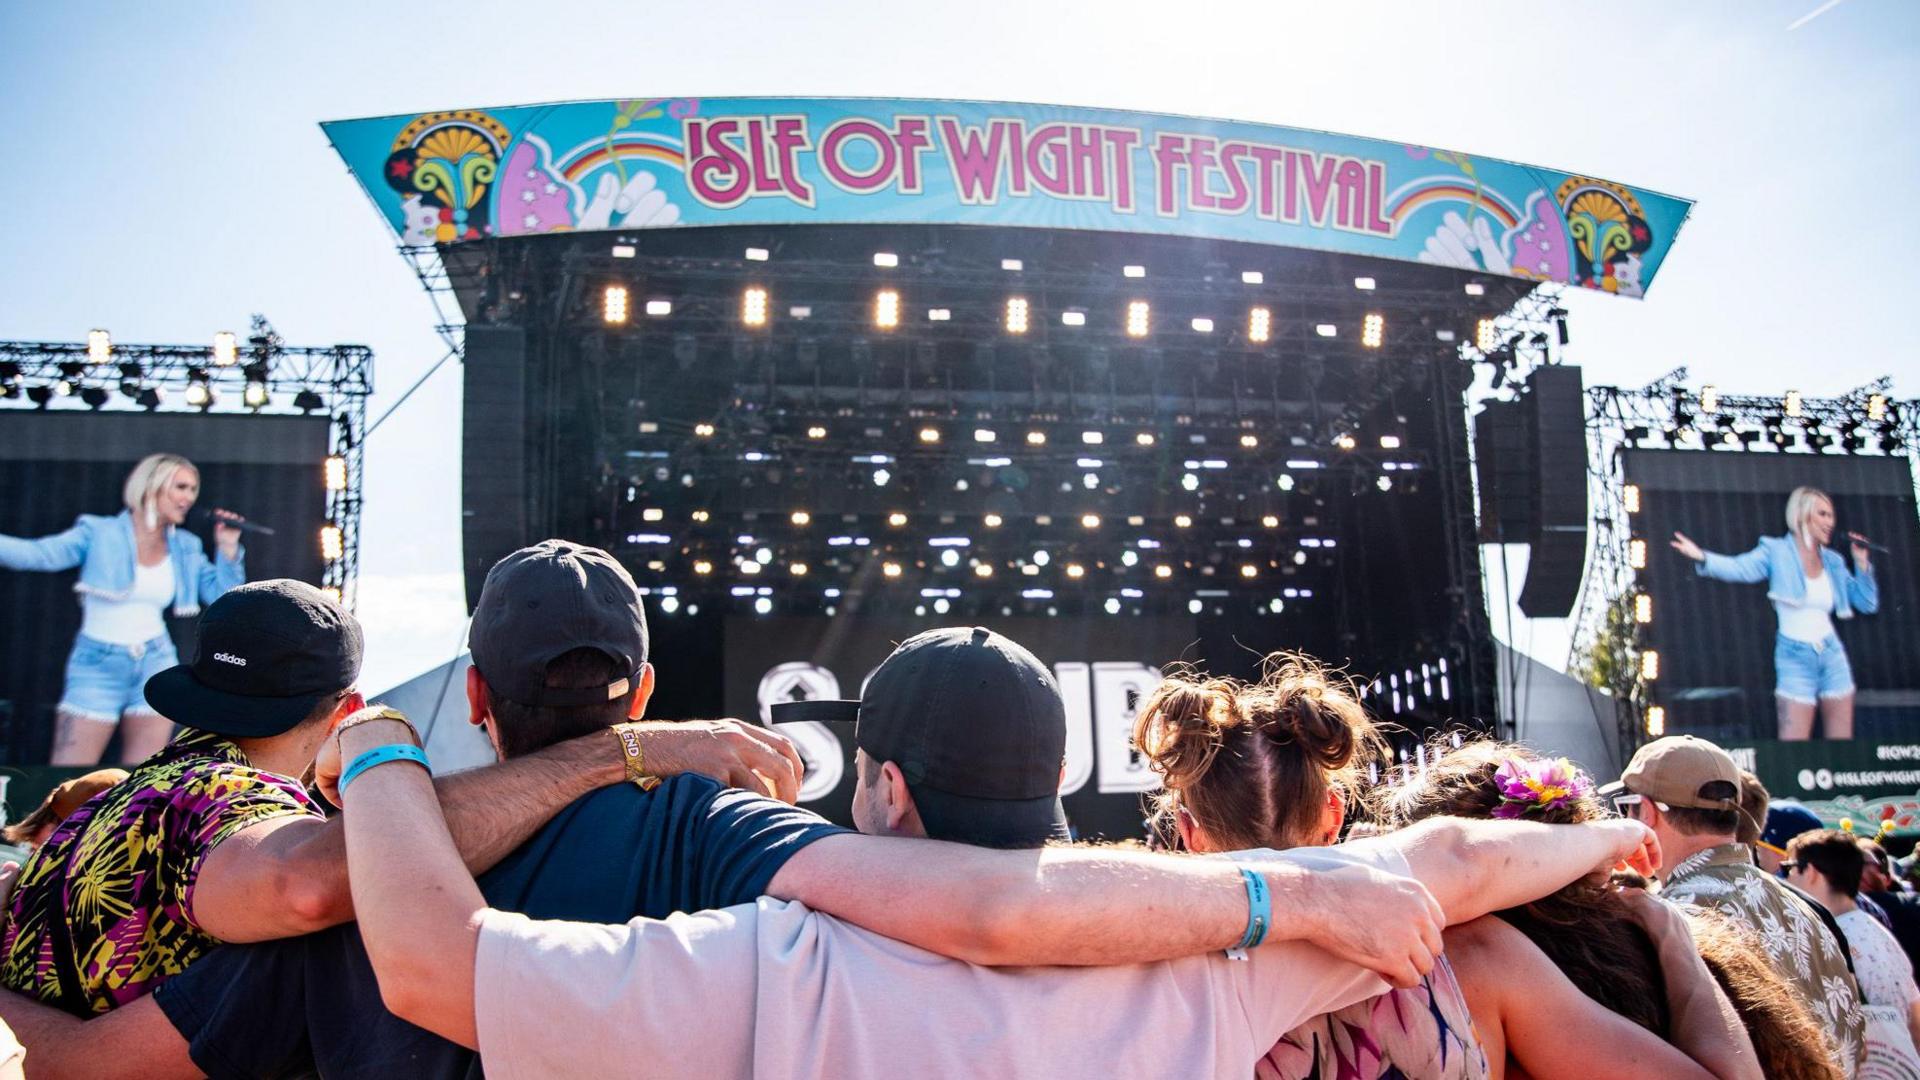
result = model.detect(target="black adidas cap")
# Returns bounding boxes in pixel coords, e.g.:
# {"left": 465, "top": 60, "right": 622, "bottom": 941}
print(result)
{"left": 772, "top": 626, "right": 1068, "bottom": 848}
{"left": 145, "top": 579, "right": 363, "bottom": 738}
{"left": 469, "top": 540, "right": 649, "bottom": 707}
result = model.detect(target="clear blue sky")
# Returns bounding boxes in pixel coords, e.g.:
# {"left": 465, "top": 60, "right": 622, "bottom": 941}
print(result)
{"left": 3, "top": 0, "right": 1914, "bottom": 690}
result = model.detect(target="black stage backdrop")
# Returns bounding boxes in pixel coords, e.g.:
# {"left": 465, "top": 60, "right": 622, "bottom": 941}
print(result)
{"left": 1624, "top": 450, "right": 1920, "bottom": 741}
{"left": 723, "top": 615, "right": 1198, "bottom": 840}
{"left": 0, "top": 413, "right": 331, "bottom": 764}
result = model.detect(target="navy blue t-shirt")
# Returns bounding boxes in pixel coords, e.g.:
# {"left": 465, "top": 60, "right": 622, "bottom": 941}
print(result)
{"left": 151, "top": 774, "right": 847, "bottom": 1079}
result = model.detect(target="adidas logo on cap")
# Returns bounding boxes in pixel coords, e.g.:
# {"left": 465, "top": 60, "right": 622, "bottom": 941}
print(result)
{"left": 213, "top": 652, "right": 248, "bottom": 667}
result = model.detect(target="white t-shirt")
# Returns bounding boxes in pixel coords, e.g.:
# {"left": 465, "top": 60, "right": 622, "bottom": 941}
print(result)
{"left": 473, "top": 844, "right": 1405, "bottom": 1080}
{"left": 1777, "top": 569, "right": 1837, "bottom": 644}
{"left": 79, "top": 558, "right": 173, "bottom": 645}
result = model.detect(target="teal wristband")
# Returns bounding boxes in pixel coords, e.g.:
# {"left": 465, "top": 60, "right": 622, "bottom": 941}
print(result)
{"left": 1234, "top": 867, "right": 1271, "bottom": 951}
{"left": 339, "top": 744, "right": 430, "bottom": 795}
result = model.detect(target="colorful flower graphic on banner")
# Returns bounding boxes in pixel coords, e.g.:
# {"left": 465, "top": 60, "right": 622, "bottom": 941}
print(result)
{"left": 384, "top": 111, "right": 512, "bottom": 243}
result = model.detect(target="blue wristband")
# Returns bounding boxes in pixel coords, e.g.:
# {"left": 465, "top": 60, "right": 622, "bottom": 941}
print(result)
{"left": 339, "top": 744, "right": 430, "bottom": 795}
{"left": 1234, "top": 867, "right": 1271, "bottom": 951}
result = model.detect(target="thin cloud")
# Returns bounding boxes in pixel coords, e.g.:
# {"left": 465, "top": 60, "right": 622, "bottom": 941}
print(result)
{"left": 1787, "top": 0, "right": 1848, "bottom": 31}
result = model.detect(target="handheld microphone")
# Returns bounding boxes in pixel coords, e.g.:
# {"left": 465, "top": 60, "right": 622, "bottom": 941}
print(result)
{"left": 1848, "top": 532, "right": 1891, "bottom": 554}
{"left": 194, "top": 507, "right": 277, "bottom": 537}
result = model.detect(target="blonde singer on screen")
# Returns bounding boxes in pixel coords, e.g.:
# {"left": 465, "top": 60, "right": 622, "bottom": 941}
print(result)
{"left": 0, "top": 454, "right": 245, "bottom": 765}
{"left": 1670, "top": 486, "right": 1878, "bottom": 741}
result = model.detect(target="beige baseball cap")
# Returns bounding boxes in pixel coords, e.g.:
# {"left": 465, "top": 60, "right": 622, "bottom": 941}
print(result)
{"left": 1608, "top": 735, "right": 1741, "bottom": 809}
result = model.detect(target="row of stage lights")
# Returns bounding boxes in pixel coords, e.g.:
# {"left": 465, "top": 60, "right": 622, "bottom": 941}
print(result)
{"left": 643, "top": 585, "right": 1310, "bottom": 620}
{"left": 1619, "top": 484, "right": 1666, "bottom": 736}
{"left": 602, "top": 283, "right": 1421, "bottom": 351}
{"left": 0, "top": 330, "right": 328, "bottom": 413}
{"left": 1623, "top": 387, "right": 1903, "bottom": 453}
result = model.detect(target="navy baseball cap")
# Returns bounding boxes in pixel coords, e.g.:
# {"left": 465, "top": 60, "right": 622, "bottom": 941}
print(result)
{"left": 772, "top": 626, "right": 1069, "bottom": 849}
{"left": 145, "top": 579, "right": 363, "bottom": 738}
{"left": 1761, "top": 802, "right": 1826, "bottom": 855}
{"left": 469, "top": 540, "right": 649, "bottom": 707}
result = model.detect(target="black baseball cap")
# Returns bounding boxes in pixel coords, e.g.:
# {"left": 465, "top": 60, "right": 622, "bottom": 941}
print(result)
{"left": 145, "top": 579, "right": 363, "bottom": 738}
{"left": 772, "top": 626, "right": 1069, "bottom": 848}
{"left": 469, "top": 540, "right": 649, "bottom": 707}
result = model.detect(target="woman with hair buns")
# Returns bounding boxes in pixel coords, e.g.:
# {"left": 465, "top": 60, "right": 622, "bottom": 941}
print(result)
{"left": 1671, "top": 485, "right": 1878, "bottom": 739}
{"left": 1133, "top": 656, "right": 1763, "bottom": 1080}
{"left": 0, "top": 453, "right": 243, "bottom": 765}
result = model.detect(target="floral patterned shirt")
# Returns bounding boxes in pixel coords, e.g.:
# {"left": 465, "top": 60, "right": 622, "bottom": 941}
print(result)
{"left": 0, "top": 730, "right": 317, "bottom": 1014}
{"left": 1260, "top": 957, "right": 1490, "bottom": 1080}
{"left": 1661, "top": 842, "right": 1867, "bottom": 1077}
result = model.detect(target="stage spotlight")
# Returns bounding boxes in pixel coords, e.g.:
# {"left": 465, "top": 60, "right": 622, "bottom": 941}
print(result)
{"left": 1376, "top": 476, "right": 1392, "bottom": 492}
{"left": 693, "top": 422, "right": 716, "bottom": 437}
{"left": 603, "top": 285, "right": 629, "bottom": 324}
{"left": 1354, "top": 276, "right": 1376, "bottom": 291}
{"left": 1135, "top": 432, "right": 1156, "bottom": 447}
{"left": 1865, "top": 393, "right": 1888, "bottom": 422}
{"left": 184, "top": 377, "right": 213, "bottom": 409}
{"left": 1248, "top": 306, "right": 1271, "bottom": 343}
{"left": 325, "top": 455, "right": 348, "bottom": 492}
{"left": 888, "top": 512, "right": 908, "bottom": 527}
{"left": 1623, "top": 426, "right": 1650, "bottom": 447}
{"left": 790, "top": 511, "right": 811, "bottom": 526}
{"left": 290, "top": 388, "right": 322, "bottom": 413}
{"left": 1174, "top": 514, "right": 1193, "bottom": 528}
{"left": 1635, "top": 593, "right": 1652, "bottom": 623}
{"left": 1239, "top": 434, "right": 1258, "bottom": 449}
{"left": 1315, "top": 323, "right": 1337, "bottom": 338}
{"left": 1629, "top": 538, "right": 1648, "bottom": 569}
{"left": 1476, "top": 318, "right": 1496, "bottom": 352}
{"left": 1639, "top": 651, "right": 1660, "bottom": 681}
{"left": 243, "top": 379, "right": 268, "bottom": 409}
{"left": 693, "top": 560, "right": 714, "bottom": 575}
{"left": 87, "top": 329, "right": 111, "bottom": 364}
{"left": 754, "top": 597, "right": 773, "bottom": 615}
{"left": 1065, "top": 563, "right": 1085, "bottom": 579}
{"left": 53, "top": 378, "right": 75, "bottom": 398}
{"left": 1123, "top": 264, "right": 1146, "bottom": 278}
{"left": 1464, "top": 282, "right": 1487, "bottom": 297}
{"left": 25, "top": 384, "right": 52, "bottom": 406}
{"left": 1645, "top": 706, "right": 1665, "bottom": 737}
{"left": 1120, "top": 550, "right": 1139, "bottom": 567}
{"left": 872, "top": 468, "right": 891, "bottom": 487}
{"left": 1361, "top": 313, "right": 1384, "bottom": 349}
{"left": 1002, "top": 258, "right": 1024, "bottom": 271}
{"left": 984, "top": 513, "right": 1003, "bottom": 528}
{"left": 883, "top": 561, "right": 903, "bottom": 578}
{"left": 1181, "top": 473, "right": 1199, "bottom": 491}
{"left": 213, "top": 331, "right": 237, "bottom": 366}
{"left": 938, "top": 548, "right": 961, "bottom": 568}
{"left": 1293, "top": 551, "right": 1308, "bottom": 565}
{"left": 918, "top": 426, "right": 940, "bottom": 444}
{"left": 875, "top": 289, "right": 901, "bottom": 329}
{"left": 319, "top": 523, "right": 344, "bottom": 562}
{"left": 1623, "top": 484, "right": 1641, "bottom": 513}
{"left": 1026, "top": 430, "right": 1047, "bottom": 446}
{"left": 691, "top": 509, "right": 710, "bottom": 522}
{"left": 1125, "top": 301, "right": 1150, "bottom": 337}
{"left": 742, "top": 287, "right": 769, "bottom": 327}
{"left": 1276, "top": 474, "right": 1295, "bottom": 491}
{"left": 1260, "top": 515, "right": 1280, "bottom": 528}
{"left": 79, "top": 385, "right": 109, "bottom": 408}
{"left": 645, "top": 299, "right": 672, "bottom": 317}
{"left": 1081, "top": 431, "right": 1104, "bottom": 445}
{"left": 972, "top": 428, "right": 996, "bottom": 444}
{"left": 873, "top": 252, "right": 899, "bottom": 268}
{"left": 926, "top": 308, "right": 951, "bottom": 322}
{"left": 1784, "top": 391, "right": 1803, "bottom": 418}
{"left": 805, "top": 425, "right": 827, "bottom": 440}
{"left": 1155, "top": 564, "right": 1173, "bottom": 579}
{"left": 135, "top": 386, "right": 162, "bottom": 409}
{"left": 1334, "top": 434, "right": 1357, "bottom": 451}
{"left": 1191, "top": 317, "right": 1214, "bottom": 333}
{"left": 1700, "top": 385, "right": 1719, "bottom": 414}
{"left": 1101, "top": 598, "right": 1121, "bottom": 615}
{"left": 745, "top": 247, "right": 770, "bottom": 261}
{"left": 1005, "top": 297, "right": 1029, "bottom": 334}
{"left": 1240, "top": 564, "right": 1258, "bottom": 578}
{"left": 1188, "top": 598, "right": 1204, "bottom": 614}
{"left": 659, "top": 595, "right": 680, "bottom": 614}
{"left": 1081, "top": 513, "right": 1101, "bottom": 529}
{"left": 790, "top": 562, "right": 809, "bottom": 576}
{"left": 1061, "top": 311, "right": 1086, "bottom": 327}
{"left": 1082, "top": 472, "right": 1099, "bottom": 490}
{"left": 974, "top": 562, "right": 993, "bottom": 578}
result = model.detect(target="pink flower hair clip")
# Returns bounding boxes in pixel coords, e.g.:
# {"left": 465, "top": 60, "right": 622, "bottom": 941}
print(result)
{"left": 1492, "top": 757, "right": 1593, "bottom": 820}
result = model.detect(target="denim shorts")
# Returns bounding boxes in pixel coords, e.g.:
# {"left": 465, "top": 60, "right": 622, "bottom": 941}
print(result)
{"left": 59, "top": 634, "right": 178, "bottom": 721}
{"left": 1774, "top": 633, "right": 1855, "bottom": 705}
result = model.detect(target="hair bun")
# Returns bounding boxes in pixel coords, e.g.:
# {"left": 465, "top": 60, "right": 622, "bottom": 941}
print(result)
{"left": 1133, "top": 678, "right": 1240, "bottom": 790}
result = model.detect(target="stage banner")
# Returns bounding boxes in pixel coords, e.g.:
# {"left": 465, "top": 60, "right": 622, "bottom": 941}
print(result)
{"left": 722, "top": 615, "right": 1197, "bottom": 840}
{"left": 324, "top": 98, "right": 1691, "bottom": 297}
{"left": 1723, "top": 739, "right": 1920, "bottom": 839}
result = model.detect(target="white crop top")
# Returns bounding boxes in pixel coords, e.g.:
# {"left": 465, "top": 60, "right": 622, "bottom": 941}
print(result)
{"left": 79, "top": 558, "right": 173, "bottom": 645}
{"left": 1776, "top": 569, "right": 1837, "bottom": 644}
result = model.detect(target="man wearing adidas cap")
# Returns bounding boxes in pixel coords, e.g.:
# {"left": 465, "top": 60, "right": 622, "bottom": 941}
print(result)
{"left": 1605, "top": 734, "right": 1867, "bottom": 1074}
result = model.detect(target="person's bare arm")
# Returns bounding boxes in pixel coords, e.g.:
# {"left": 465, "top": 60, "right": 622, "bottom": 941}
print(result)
{"left": 0, "top": 991, "right": 197, "bottom": 1080}
{"left": 1352, "top": 816, "right": 1660, "bottom": 926}
{"left": 194, "top": 715, "right": 803, "bottom": 943}
{"left": 1449, "top": 915, "right": 1720, "bottom": 1080}
{"left": 336, "top": 716, "right": 487, "bottom": 1050}
{"left": 766, "top": 833, "right": 1448, "bottom": 985}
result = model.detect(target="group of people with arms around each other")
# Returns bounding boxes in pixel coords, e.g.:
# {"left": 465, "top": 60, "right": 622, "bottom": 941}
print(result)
{"left": 0, "top": 527, "right": 1903, "bottom": 1075}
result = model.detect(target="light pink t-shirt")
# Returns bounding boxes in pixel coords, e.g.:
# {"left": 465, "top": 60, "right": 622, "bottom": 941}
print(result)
{"left": 474, "top": 845, "right": 1409, "bottom": 1079}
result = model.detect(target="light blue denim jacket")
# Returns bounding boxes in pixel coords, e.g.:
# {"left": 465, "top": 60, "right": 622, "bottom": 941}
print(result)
{"left": 0, "top": 510, "right": 245, "bottom": 618}
{"left": 1697, "top": 533, "right": 1878, "bottom": 620}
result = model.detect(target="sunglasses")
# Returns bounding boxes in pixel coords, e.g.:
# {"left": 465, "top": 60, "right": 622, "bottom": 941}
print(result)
{"left": 1778, "top": 860, "right": 1803, "bottom": 873}
{"left": 1607, "top": 791, "right": 1672, "bottom": 816}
